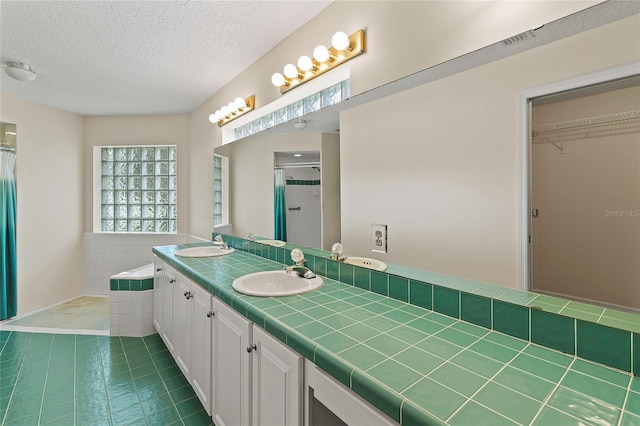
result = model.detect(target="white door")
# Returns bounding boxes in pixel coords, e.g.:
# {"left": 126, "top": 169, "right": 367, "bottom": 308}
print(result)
{"left": 252, "top": 326, "right": 302, "bottom": 426}
{"left": 162, "top": 267, "right": 176, "bottom": 354}
{"left": 152, "top": 259, "right": 163, "bottom": 334}
{"left": 173, "top": 276, "right": 192, "bottom": 378}
{"left": 190, "top": 283, "right": 213, "bottom": 415}
{"left": 213, "top": 299, "right": 252, "bottom": 426}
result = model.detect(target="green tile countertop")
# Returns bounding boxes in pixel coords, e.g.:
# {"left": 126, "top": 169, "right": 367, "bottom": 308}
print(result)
{"left": 153, "top": 244, "right": 640, "bottom": 426}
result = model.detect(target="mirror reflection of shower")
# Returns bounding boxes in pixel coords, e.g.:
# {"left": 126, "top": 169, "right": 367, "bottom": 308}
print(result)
{"left": 274, "top": 151, "right": 321, "bottom": 248}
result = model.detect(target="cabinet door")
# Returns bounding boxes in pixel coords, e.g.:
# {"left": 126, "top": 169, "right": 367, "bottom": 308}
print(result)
{"left": 190, "top": 283, "right": 213, "bottom": 415}
{"left": 252, "top": 326, "right": 302, "bottom": 426}
{"left": 152, "top": 258, "right": 163, "bottom": 334}
{"left": 173, "top": 275, "right": 192, "bottom": 378}
{"left": 212, "top": 299, "right": 251, "bottom": 426}
{"left": 162, "top": 267, "right": 177, "bottom": 354}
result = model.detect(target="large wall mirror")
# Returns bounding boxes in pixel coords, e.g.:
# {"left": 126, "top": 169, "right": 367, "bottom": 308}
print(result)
{"left": 214, "top": 4, "right": 639, "bottom": 335}
{"left": 214, "top": 114, "right": 340, "bottom": 251}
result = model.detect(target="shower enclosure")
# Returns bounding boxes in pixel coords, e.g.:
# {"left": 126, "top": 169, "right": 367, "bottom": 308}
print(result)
{"left": 1, "top": 121, "right": 17, "bottom": 320}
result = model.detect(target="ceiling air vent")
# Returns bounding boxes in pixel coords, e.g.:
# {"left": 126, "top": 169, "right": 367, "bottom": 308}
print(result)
{"left": 503, "top": 30, "right": 536, "bottom": 46}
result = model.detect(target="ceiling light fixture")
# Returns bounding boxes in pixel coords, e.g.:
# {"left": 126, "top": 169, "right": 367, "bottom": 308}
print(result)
{"left": 209, "top": 95, "right": 255, "bottom": 127}
{"left": 293, "top": 119, "right": 307, "bottom": 130}
{"left": 4, "top": 61, "right": 37, "bottom": 81}
{"left": 271, "top": 29, "right": 365, "bottom": 94}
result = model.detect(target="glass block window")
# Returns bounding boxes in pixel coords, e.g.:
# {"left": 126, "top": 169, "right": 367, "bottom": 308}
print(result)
{"left": 213, "top": 155, "right": 223, "bottom": 226}
{"left": 101, "top": 146, "right": 177, "bottom": 233}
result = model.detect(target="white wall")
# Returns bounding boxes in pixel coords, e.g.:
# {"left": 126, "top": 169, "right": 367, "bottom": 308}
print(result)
{"left": 1, "top": 93, "right": 85, "bottom": 315}
{"left": 83, "top": 115, "right": 190, "bottom": 233}
{"left": 340, "top": 14, "right": 640, "bottom": 288}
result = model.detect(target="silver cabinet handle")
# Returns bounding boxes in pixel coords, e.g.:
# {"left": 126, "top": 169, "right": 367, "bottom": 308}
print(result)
{"left": 246, "top": 344, "right": 257, "bottom": 353}
{"left": 169, "top": 278, "right": 175, "bottom": 283}
{"left": 184, "top": 291, "right": 193, "bottom": 300}
{"left": 156, "top": 267, "right": 162, "bottom": 272}
{"left": 206, "top": 311, "right": 215, "bottom": 318}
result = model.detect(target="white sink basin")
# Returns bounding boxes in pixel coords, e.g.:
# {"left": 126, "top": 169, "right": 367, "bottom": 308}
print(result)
{"left": 175, "top": 246, "right": 235, "bottom": 258}
{"left": 257, "top": 239, "right": 286, "bottom": 247}
{"left": 232, "top": 270, "right": 323, "bottom": 297}
{"left": 343, "top": 257, "right": 387, "bottom": 271}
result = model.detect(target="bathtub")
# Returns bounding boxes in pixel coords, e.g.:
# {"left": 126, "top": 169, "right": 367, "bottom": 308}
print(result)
{"left": 110, "top": 263, "right": 155, "bottom": 337}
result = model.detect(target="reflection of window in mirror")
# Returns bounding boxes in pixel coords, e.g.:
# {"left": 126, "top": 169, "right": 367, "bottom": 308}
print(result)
{"left": 213, "top": 154, "right": 229, "bottom": 227}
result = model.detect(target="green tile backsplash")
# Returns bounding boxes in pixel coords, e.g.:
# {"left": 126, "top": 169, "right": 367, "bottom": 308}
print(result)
{"left": 433, "top": 286, "right": 460, "bottom": 318}
{"left": 576, "top": 320, "right": 631, "bottom": 372}
{"left": 409, "top": 279, "right": 431, "bottom": 309}
{"left": 531, "top": 309, "right": 575, "bottom": 355}
{"left": 492, "top": 300, "right": 530, "bottom": 340}
{"left": 460, "top": 293, "right": 492, "bottom": 329}
{"left": 216, "top": 234, "right": 637, "bottom": 376}
{"left": 634, "top": 333, "right": 640, "bottom": 376}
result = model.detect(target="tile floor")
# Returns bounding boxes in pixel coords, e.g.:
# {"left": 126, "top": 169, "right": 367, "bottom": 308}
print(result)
{"left": 1, "top": 297, "right": 110, "bottom": 335}
{"left": 0, "top": 331, "right": 211, "bottom": 425}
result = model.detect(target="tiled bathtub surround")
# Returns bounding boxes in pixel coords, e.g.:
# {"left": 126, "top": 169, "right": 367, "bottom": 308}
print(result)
{"left": 83, "top": 232, "right": 200, "bottom": 295}
{"left": 153, "top": 244, "right": 640, "bottom": 425}
{"left": 218, "top": 234, "right": 639, "bottom": 377}
{"left": 110, "top": 264, "right": 156, "bottom": 337}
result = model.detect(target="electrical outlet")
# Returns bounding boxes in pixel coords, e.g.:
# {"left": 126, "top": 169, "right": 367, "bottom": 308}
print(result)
{"left": 371, "top": 224, "right": 387, "bottom": 253}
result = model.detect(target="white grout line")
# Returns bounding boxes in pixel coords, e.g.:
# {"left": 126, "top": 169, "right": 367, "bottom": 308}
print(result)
{"left": 528, "top": 357, "right": 577, "bottom": 425}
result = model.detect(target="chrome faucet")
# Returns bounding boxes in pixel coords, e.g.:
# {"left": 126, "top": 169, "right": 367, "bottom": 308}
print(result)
{"left": 284, "top": 248, "right": 316, "bottom": 278}
{"left": 284, "top": 265, "right": 316, "bottom": 279}
{"left": 330, "top": 242, "right": 345, "bottom": 262}
{"left": 213, "top": 235, "right": 229, "bottom": 250}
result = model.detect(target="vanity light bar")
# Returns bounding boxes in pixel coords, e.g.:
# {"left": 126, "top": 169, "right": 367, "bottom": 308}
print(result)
{"left": 271, "top": 29, "right": 365, "bottom": 94}
{"left": 209, "top": 95, "right": 256, "bottom": 127}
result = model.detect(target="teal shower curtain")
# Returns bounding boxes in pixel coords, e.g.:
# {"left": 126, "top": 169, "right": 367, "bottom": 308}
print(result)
{"left": 1, "top": 150, "right": 17, "bottom": 320}
{"left": 274, "top": 168, "right": 287, "bottom": 241}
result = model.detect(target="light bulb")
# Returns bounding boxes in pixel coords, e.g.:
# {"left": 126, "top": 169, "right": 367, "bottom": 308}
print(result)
{"left": 209, "top": 114, "right": 217, "bottom": 123}
{"left": 271, "top": 72, "right": 285, "bottom": 87}
{"left": 297, "top": 55, "right": 313, "bottom": 71}
{"left": 283, "top": 63, "right": 299, "bottom": 79}
{"left": 234, "top": 97, "right": 246, "bottom": 110}
{"left": 331, "top": 31, "right": 350, "bottom": 50}
{"left": 221, "top": 106, "right": 230, "bottom": 117}
{"left": 228, "top": 101, "right": 238, "bottom": 113}
{"left": 313, "top": 45, "right": 330, "bottom": 63}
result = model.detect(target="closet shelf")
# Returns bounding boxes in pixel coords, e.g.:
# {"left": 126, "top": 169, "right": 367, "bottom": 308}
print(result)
{"left": 532, "top": 109, "right": 640, "bottom": 146}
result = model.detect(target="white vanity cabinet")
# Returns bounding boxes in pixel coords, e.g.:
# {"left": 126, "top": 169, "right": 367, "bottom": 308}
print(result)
{"left": 212, "top": 298, "right": 252, "bottom": 426}
{"left": 170, "top": 274, "right": 214, "bottom": 415}
{"left": 173, "top": 274, "right": 192, "bottom": 378}
{"left": 189, "top": 282, "right": 214, "bottom": 415}
{"left": 212, "top": 299, "right": 302, "bottom": 426}
{"left": 153, "top": 261, "right": 387, "bottom": 426}
{"left": 252, "top": 325, "right": 302, "bottom": 426}
{"left": 160, "top": 264, "right": 177, "bottom": 354}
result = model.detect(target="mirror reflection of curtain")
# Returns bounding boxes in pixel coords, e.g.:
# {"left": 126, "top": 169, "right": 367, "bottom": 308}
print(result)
{"left": 274, "top": 168, "right": 287, "bottom": 241}
{"left": 1, "top": 149, "right": 17, "bottom": 320}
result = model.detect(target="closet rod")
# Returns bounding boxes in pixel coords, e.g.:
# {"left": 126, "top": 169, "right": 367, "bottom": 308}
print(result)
{"left": 0, "top": 144, "right": 16, "bottom": 152}
{"left": 275, "top": 162, "right": 320, "bottom": 169}
{"left": 532, "top": 109, "right": 640, "bottom": 137}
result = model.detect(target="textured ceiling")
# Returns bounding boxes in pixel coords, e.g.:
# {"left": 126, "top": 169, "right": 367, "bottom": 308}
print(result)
{"left": 0, "top": 0, "right": 331, "bottom": 116}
